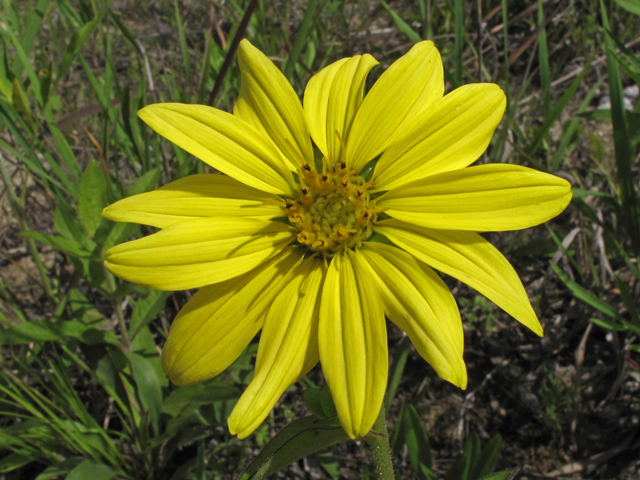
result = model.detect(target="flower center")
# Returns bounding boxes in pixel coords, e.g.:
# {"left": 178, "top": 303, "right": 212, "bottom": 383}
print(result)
{"left": 285, "top": 159, "right": 382, "bottom": 254}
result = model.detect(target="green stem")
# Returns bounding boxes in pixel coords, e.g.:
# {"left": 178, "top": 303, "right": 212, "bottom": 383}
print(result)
{"left": 105, "top": 269, "right": 130, "bottom": 349}
{"left": 366, "top": 405, "right": 395, "bottom": 479}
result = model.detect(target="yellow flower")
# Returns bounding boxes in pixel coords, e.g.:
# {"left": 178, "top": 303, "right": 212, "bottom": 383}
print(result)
{"left": 102, "top": 40, "right": 572, "bottom": 439}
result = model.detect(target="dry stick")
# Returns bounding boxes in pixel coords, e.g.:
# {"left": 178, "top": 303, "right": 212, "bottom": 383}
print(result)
{"left": 206, "top": 0, "right": 260, "bottom": 107}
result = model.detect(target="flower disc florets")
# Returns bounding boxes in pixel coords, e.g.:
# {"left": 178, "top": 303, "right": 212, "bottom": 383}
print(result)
{"left": 285, "top": 159, "right": 381, "bottom": 254}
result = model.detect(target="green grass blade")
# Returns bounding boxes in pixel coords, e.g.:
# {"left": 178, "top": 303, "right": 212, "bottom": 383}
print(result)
{"left": 11, "top": 0, "right": 50, "bottom": 76}
{"left": 550, "top": 77, "right": 605, "bottom": 171}
{"left": 284, "top": 0, "right": 319, "bottom": 80}
{"left": 174, "top": 0, "right": 192, "bottom": 100}
{"left": 537, "top": 0, "right": 550, "bottom": 116}
{"left": 550, "top": 262, "right": 640, "bottom": 335}
{"left": 600, "top": 0, "right": 640, "bottom": 255}
{"left": 454, "top": 0, "right": 463, "bottom": 86}
{"left": 527, "top": 52, "right": 594, "bottom": 158}
{"left": 54, "top": 4, "right": 110, "bottom": 91}
{"left": 379, "top": 0, "right": 421, "bottom": 43}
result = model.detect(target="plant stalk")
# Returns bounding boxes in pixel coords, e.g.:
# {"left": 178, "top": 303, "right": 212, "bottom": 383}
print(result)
{"left": 366, "top": 405, "right": 395, "bottom": 479}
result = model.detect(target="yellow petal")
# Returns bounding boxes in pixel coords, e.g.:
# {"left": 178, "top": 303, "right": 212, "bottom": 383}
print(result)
{"left": 377, "top": 164, "right": 572, "bottom": 231}
{"left": 162, "top": 248, "right": 302, "bottom": 385}
{"left": 228, "top": 257, "right": 325, "bottom": 438}
{"left": 303, "top": 58, "right": 349, "bottom": 158}
{"left": 234, "top": 39, "right": 313, "bottom": 170}
{"left": 303, "top": 55, "right": 379, "bottom": 163}
{"left": 346, "top": 41, "right": 444, "bottom": 171}
{"left": 138, "top": 103, "right": 295, "bottom": 195}
{"left": 102, "top": 174, "right": 285, "bottom": 228}
{"left": 359, "top": 243, "right": 467, "bottom": 388}
{"left": 374, "top": 219, "right": 543, "bottom": 335}
{"left": 318, "top": 250, "right": 387, "bottom": 439}
{"left": 104, "top": 217, "right": 294, "bottom": 290}
{"left": 374, "top": 84, "right": 507, "bottom": 190}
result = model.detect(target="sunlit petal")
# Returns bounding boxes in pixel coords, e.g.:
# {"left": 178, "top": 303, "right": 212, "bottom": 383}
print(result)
{"left": 102, "top": 174, "right": 284, "bottom": 228}
{"left": 104, "top": 217, "right": 294, "bottom": 290}
{"left": 304, "top": 55, "right": 379, "bottom": 163}
{"left": 234, "top": 39, "right": 313, "bottom": 169}
{"left": 374, "top": 84, "right": 506, "bottom": 190}
{"left": 359, "top": 243, "right": 467, "bottom": 388}
{"left": 375, "top": 219, "right": 543, "bottom": 335}
{"left": 377, "top": 164, "right": 572, "bottom": 231}
{"left": 138, "top": 103, "right": 295, "bottom": 195}
{"left": 347, "top": 41, "right": 444, "bottom": 171}
{"left": 319, "top": 251, "right": 387, "bottom": 438}
{"left": 228, "top": 258, "right": 325, "bottom": 438}
{"left": 162, "top": 248, "right": 303, "bottom": 385}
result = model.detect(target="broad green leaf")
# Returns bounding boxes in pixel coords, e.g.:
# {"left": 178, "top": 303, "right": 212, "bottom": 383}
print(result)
{"left": 238, "top": 415, "right": 349, "bottom": 480}
{"left": 402, "top": 404, "right": 434, "bottom": 479}
{"left": 66, "top": 460, "right": 119, "bottom": 480}
{"left": 34, "top": 457, "right": 84, "bottom": 480}
{"left": 303, "top": 388, "right": 326, "bottom": 418}
{"left": 129, "top": 290, "right": 170, "bottom": 338}
{"left": 614, "top": 0, "right": 640, "bottom": 15}
{"left": 126, "top": 351, "right": 163, "bottom": 432}
{"left": 473, "top": 435, "right": 502, "bottom": 480}
{"left": 11, "top": 78, "right": 34, "bottom": 131}
{"left": 79, "top": 160, "right": 108, "bottom": 236}
{"left": 125, "top": 168, "right": 160, "bottom": 196}
{"left": 21, "top": 230, "right": 93, "bottom": 258}
{"left": 162, "top": 382, "right": 241, "bottom": 416}
{"left": 480, "top": 469, "right": 519, "bottom": 480}
{"left": 0, "top": 319, "right": 119, "bottom": 346}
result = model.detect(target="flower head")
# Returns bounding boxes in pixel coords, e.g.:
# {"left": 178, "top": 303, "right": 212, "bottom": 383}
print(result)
{"left": 103, "top": 40, "right": 572, "bottom": 439}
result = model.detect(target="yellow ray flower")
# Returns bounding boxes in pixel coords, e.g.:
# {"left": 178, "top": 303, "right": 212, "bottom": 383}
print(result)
{"left": 103, "top": 39, "right": 572, "bottom": 440}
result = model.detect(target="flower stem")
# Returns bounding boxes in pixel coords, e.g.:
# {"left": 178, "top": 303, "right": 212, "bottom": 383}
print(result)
{"left": 365, "top": 405, "right": 395, "bottom": 480}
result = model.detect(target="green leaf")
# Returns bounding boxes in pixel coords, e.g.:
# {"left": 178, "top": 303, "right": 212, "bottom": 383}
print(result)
{"left": 79, "top": 160, "right": 108, "bottom": 236}
{"left": 614, "top": 0, "right": 640, "bottom": 15}
{"left": 0, "top": 451, "right": 34, "bottom": 473}
{"left": 551, "top": 263, "right": 626, "bottom": 322}
{"left": 527, "top": 52, "right": 595, "bottom": 155}
{"left": 384, "top": 335, "right": 410, "bottom": 412}
{"left": 35, "top": 457, "right": 84, "bottom": 480}
{"left": 129, "top": 290, "right": 170, "bottom": 339}
{"left": 54, "top": 5, "right": 110, "bottom": 91}
{"left": 480, "top": 468, "right": 519, "bottom": 480}
{"left": 238, "top": 415, "right": 348, "bottom": 480}
{"left": 473, "top": 435, "right": 502, "bottom": 480}
{"left": 21, "top": 229, "right": 94, "bottom": 258}
{"left": 284, "top": 0, "right": 320, "bottom": 79}
{"left": 11, "top": 78, "right": 34, "bottom": 132}
{"left": 601, "top": 3, "right": 640, "bottom": 255}
{"left": 0, "top": 319, "right": 119, "bottom": 346}
{"left": 54, "top": 202, "right": 87, "bottom": 243}
{"left": 402, "top": 404, "right": 434, "bottom": 478}
{"left": 303, "top": 388, "right": 326, "bottom": 418}
{"left": 162, "top": 382, "right": 241, "bottom": 416}
{"left": 378, "top": 0, "right": 422, "bottom": 43}
{"left": 66, "top": 460, "right": 119, "bottom": 480}
{"left": 126, "top": 168, "right": 160, "bottom": 196}
{"left": 174, "top": 0, "right": 192, "bottom": 97}
{"left": 319, "top": 383, "right": 337, "bottom": 418}
{"left": 614, "top": 275, "right": 640, "bottom": 326}
{"left": 443, "top": 434, "right": 473, "bottom": 480}
{"left": 126, "top": 351, "right": 163, "bottom": 432}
